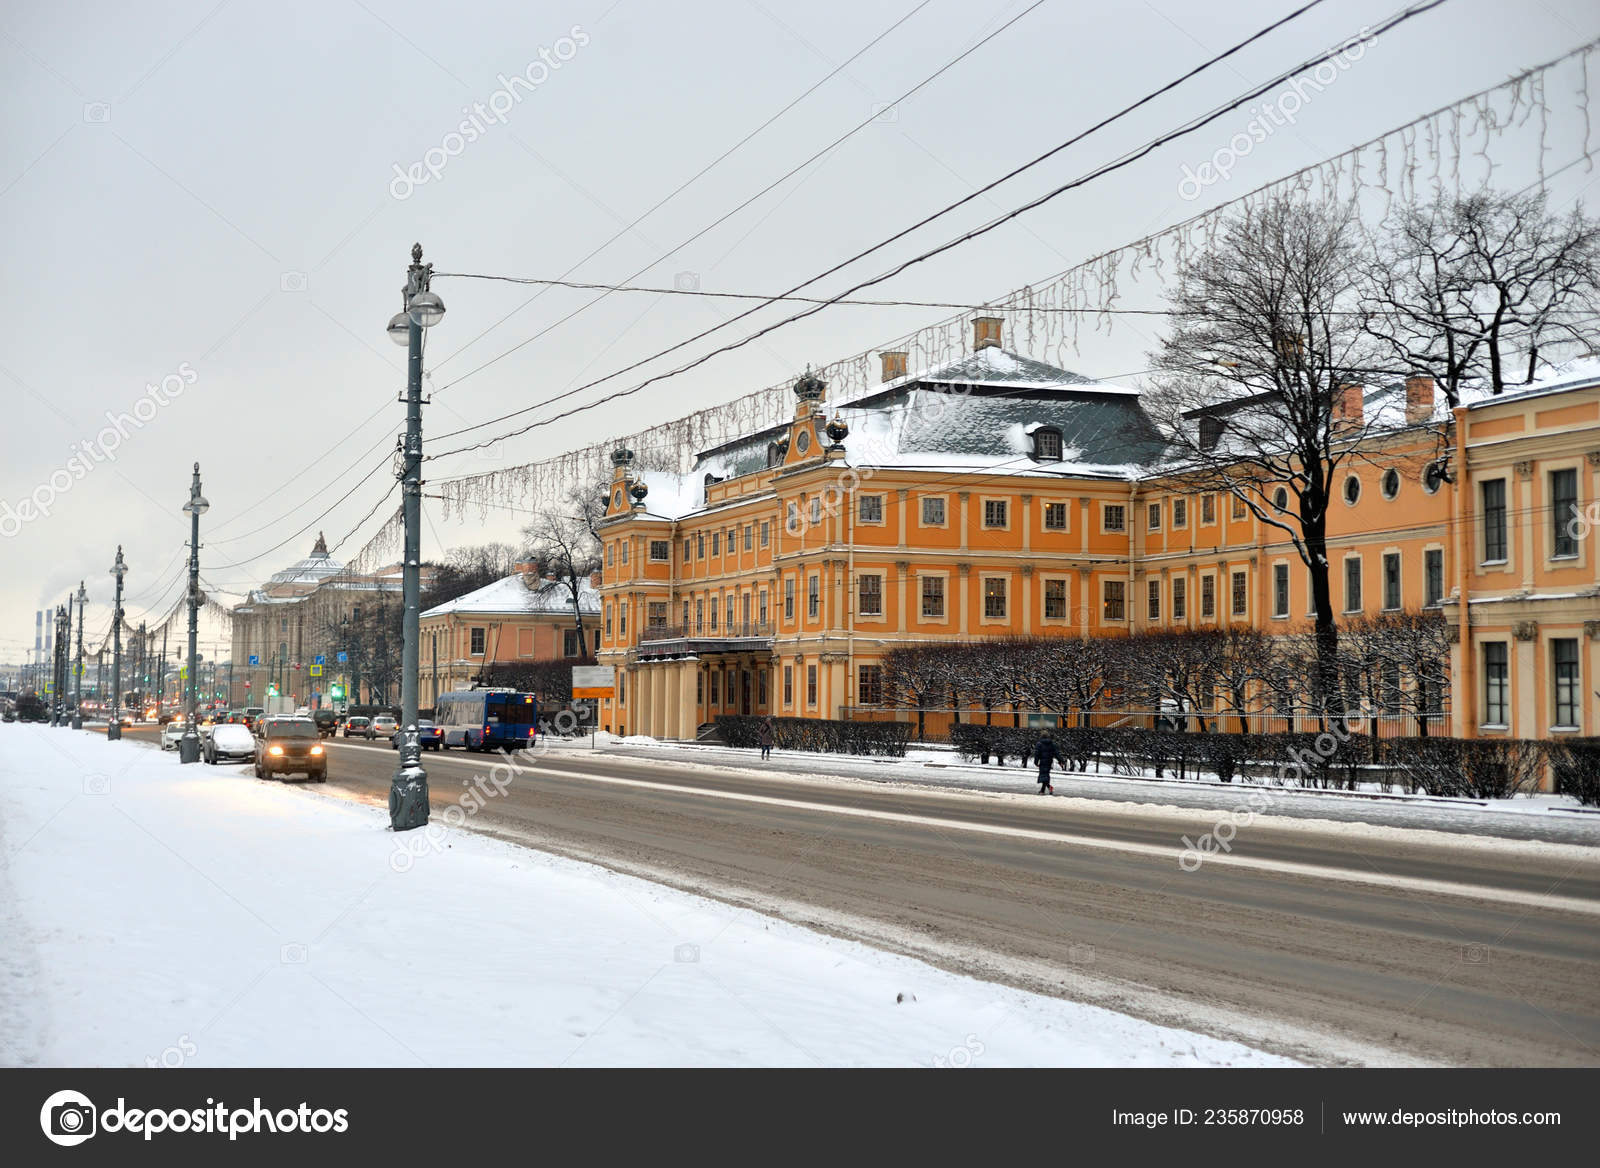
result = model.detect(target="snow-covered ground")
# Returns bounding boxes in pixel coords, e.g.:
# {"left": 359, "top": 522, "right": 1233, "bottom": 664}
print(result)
{"left": 548, "top": 732, "right": 1598, "bottom": 846}
{"left": 0, "top": 725, "right": 1292, "bottom": 1068}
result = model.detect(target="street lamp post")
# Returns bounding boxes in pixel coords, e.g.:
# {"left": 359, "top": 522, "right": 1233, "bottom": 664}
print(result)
{"left": 179, "top": 463, "right": 209, "bottom": 764}
{"left": 109, "top": 548, "right": 126, "bottom": 740}
{"left": 71, "top": 581, "right": 87, "bottom": 729}
{"left": 385, "top": 242, "right": 444, "bottom": 831}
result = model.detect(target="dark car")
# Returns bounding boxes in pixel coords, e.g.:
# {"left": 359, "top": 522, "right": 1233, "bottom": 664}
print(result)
{"left": 313, "top": 709, "right": 340, "bottom": 737}
{"left": 254, "top": 718, "right": 327, "bottom": 782}
{"left": 390, "top": 720, "right": 443, "bottom": 751}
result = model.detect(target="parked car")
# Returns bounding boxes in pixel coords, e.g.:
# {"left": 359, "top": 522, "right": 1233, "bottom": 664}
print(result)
{"left": 391, "top": 719, "right": 443, "bottom": 750}
{"left": 368, "top": 714, "right": 398, "bottom": 740}
{"left": 254, "top": 718, "right": 326, "bottom": 781}
{"left": 342, "top": 716, "right": 370, "bottom": 738}
{"left": 160, "top": 721, "right": 187, "bottom": 751}
{"left": 205, "top": 722, "right": 256, "bottom": 765}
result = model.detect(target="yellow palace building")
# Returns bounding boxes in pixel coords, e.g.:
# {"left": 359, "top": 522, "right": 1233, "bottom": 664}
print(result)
{"left": 593, "top": 318, "right": 1598, "bottom": 753}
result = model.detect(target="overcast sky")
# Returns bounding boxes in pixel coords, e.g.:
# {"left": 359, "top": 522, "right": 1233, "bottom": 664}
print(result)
{"left": 2, "top": 0, "right": 1596, "bottom": 669}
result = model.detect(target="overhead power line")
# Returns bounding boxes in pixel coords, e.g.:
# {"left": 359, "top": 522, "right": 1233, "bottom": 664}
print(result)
{"left": 425, "top": 0, "right": 1448, "bottom": 460}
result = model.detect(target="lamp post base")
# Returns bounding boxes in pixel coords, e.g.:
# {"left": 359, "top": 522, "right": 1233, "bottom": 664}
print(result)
{"left": 71, "top": 715, "right": 82, "bottom": 730}
{"left": 179, "top": 734, "right": 201, "bottom": 764}
{"left": 107, "top": 723, "right": 121, "bottom": 741}
{"left": 389, "top": 737, "right": 430, "bottom": 831}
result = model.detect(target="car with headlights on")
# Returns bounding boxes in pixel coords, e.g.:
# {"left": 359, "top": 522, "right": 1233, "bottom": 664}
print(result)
{"left": 254, "top": 718, "right": 326, "bottom": 781}
{"left": 205, "top": 722, "right": 256, "bottom": 765}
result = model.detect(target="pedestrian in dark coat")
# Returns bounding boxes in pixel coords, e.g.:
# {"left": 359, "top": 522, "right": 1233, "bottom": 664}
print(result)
{"left": 1034, "top": 733, "right": 1057, "bottom": 794}
{"left": 758, "top": 717, "right": 775, "bottom": 760}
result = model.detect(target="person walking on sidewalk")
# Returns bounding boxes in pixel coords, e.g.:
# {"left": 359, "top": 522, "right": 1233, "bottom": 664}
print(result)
{"left": 1034, "top": 732, "right": 1057, "bottom": 795}
{"left": 758, "top": 716, "right": 776, "bottom": 761}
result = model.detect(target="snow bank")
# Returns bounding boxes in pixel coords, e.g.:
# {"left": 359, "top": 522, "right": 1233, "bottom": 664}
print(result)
{"left": 0, "top": 725, "right": 1290, "bottom": 1068}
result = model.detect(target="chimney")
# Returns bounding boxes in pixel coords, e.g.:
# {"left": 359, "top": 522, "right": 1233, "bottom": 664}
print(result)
{"left": 589, "top": 570, "right": 602, "bottom": 589}
{"left": 514, "top": 561, "right": 539, "bottom": 577}
{"left": 972, "top": 315, "right": 1002, "bottom": 351}
{"left": 1405, "top": 375, "right": 1435, "bottom": 425}
{"left": 1333, "top": 383, "right": 1364, "bottom": 433}
{"left": 879, "top": 351, "right": 908, "bottom": 383}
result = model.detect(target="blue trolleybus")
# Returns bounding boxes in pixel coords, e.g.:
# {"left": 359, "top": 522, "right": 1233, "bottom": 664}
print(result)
{"left": 434, "top": 689, "right": 539, "bottom": 751}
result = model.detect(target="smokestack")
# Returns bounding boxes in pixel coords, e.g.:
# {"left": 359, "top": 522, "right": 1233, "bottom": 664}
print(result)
{"left": 879, "top": 351, "right": 907, "bottom": 383}
{"left": 1405, "top": 375, "right": 1435, "bottom": 425}
{"left": 972, "top": 315, "right": 1002, "bottom": 351}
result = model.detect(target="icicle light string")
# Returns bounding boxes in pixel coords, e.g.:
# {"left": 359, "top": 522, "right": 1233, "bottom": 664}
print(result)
{"left": 422, "top": 37, "right": 1598, "bottom": 528}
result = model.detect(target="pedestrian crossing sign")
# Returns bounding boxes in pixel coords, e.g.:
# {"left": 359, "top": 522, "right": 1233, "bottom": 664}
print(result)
{"left": 310, "top": 664, "right": 323, "bottom": 677}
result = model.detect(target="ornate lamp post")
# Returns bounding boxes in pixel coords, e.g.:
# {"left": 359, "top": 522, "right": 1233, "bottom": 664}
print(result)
{"left": 179, "top": 464, "right": 209, "bottom": 764}
{"left": 71, "top": 581, "right": 87, "bottom": 729}
{"left": 108, "top": 548, "right": 127, "bottom": 741}
{"left": 384, "top": 243, "right": 444, "bottom": 830}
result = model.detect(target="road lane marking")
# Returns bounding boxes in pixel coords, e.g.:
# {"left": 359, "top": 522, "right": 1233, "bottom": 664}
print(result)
{"left": 324, "top": 745, "right": 1600, "bottom": 918}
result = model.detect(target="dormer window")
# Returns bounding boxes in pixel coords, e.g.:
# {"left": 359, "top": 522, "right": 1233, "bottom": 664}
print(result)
{"left": 1199, "top": 416, "right": 1224, "bottom": 451}
{"left": 1031, "top": 427, "right": 1063, "bottom": 461}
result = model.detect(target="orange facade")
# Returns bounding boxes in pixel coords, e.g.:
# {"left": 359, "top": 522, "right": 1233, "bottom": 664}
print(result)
{"left": 594, "top": 340, "right": 1597, "bottom": 753}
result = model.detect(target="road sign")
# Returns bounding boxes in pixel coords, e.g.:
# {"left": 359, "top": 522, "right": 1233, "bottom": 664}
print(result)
{"left": 309, "top": 664, "right": 322, "bottom": 677}
{"left": 571, "top": 664, "right": 615, "bottom": 700}
{"left": 248, "top": 655, "right": 259, "bottom": 666}
{"left": 314, "top": 655, "right": 325, "bottom": 665}
{"left": 337, "top": 651, "right": 348, "bottom": 664}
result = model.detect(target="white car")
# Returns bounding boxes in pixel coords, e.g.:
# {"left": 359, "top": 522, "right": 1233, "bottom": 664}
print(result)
{"left": 205, "top": 722, "right": 256, "bottom": 765}
{"left": 368, "top": 714, "right": 398, "bottom": 739}
{"left": 160, "top": 722, "right": 188, "bottom": 751}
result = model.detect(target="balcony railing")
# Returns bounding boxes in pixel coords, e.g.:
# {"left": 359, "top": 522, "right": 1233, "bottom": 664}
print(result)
{"left": 635, "top": 621, "right": 775, "bottom": 658}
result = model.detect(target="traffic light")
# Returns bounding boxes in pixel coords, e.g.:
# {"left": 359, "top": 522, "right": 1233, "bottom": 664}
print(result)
{"left": 329, "top": 684, "right": 344, "bottom": 700}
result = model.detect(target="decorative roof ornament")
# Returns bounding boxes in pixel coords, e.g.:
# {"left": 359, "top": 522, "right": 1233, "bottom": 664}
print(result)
{"left": 628, "top": 480, "right": 649, "bottom": 506}
{"left": 793, "top": 365, "right": 826, "bottom": 402}
{"left": 825, "top": 416, "right": 849, "bottom": 448}
{"left": 611, "top": 447, "right": 635, "bottom": 467}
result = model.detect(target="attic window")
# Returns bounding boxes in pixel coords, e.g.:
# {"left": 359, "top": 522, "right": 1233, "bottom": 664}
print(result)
{"left": 1031, "top": 427, "right": 1063, "bottom": 461}
{"left": 1198, "top": 416, "right": 1224, "bottom": 452}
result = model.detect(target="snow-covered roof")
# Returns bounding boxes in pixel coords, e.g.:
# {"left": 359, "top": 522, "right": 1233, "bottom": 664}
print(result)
{"left": 421, "top": 573, "right": 602, "bottom": 619}
{"left": 838, "top": 345, "right": 1117, "bottom": 406}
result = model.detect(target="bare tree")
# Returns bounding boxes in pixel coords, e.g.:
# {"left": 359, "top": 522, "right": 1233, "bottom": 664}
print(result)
{"left": 1146, "top": 196, "right": 1383, "bottom": 714}
{"left": 1367, "top": 190, "right": 1600, "bottom": 399}
{"left": 522, "top": 481, "right": 605, "bottom": 651}
{"left": 881, "top": 644, "right": 948, "bottom": 740}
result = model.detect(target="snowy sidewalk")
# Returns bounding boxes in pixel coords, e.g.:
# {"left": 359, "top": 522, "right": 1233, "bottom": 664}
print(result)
{"left": 0, "top": 725, "right": 1290, "bottom": 1068}
{"left": 553, "top": 733, "right": 1600, "bottom": 847}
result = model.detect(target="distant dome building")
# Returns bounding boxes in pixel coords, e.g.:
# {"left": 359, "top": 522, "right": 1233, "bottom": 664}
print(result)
{"left": 228, "top": 534, "right": 427, "bottom": 709}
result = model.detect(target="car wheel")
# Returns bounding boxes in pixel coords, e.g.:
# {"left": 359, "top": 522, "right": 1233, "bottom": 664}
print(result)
{"left": 254, "top": 761, "right": 263, "bottom": 779}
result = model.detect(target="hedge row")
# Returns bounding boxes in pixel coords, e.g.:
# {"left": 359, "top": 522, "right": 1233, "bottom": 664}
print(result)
{"left": 1549, "top": 738, "right": 1600, "bottom": 806}
{"left": 947, "top": 723, "right": 1587, "bottom": 797}
{"left": 715, "top": 715, "right": 913, "bottom": 757}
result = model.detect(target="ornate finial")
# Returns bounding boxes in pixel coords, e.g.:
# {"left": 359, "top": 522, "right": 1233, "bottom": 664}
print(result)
{"left": 412, "top": 242, "right": 424, "bottom": 264}
{"left": 825, "top": 415, "right": 849, "bottom": 447}
{"left": 629, "top": 481, "right": 649, "bottom": 505}
{"left": 793, "top": 365, "right": 826, "bottom": 401}
{"left": 611, "top": 447, "right": 635, "bottom": 467}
